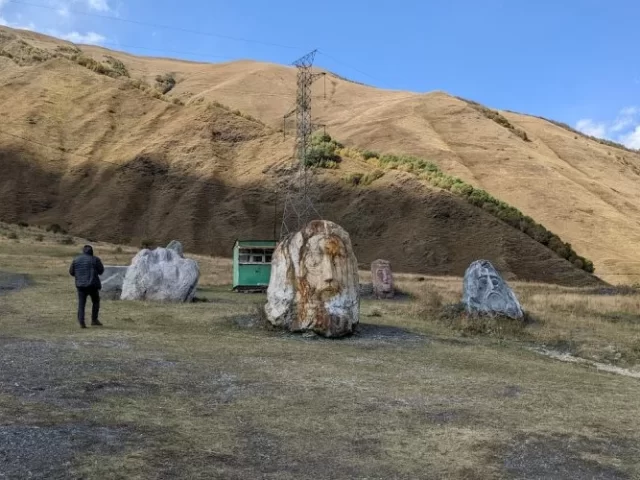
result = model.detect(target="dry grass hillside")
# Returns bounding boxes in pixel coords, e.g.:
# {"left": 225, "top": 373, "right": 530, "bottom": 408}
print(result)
{"left": 1, "top": 26, "right": 635, "bottom": 285}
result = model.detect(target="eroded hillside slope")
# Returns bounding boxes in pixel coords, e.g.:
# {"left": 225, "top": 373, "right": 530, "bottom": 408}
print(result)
{"left": 48, "top": 31, "right": 640, "bottom": 283}
{"left": 0, "top": 26, "right": 608, "bottom": 285}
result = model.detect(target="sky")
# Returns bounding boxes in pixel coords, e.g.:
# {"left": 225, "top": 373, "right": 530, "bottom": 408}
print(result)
{"left": 0, "top": 0, "right": 639, "bottom": 149}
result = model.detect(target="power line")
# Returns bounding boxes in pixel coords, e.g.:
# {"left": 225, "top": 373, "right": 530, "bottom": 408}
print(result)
{"left": 317, "top": 50, "right": 386, "bottom": 87}
{"left": 94, "top": 41, "right": 237, "bottom": 62}
{"left": 7, "top": 0, "right": 299, "bottom": 50}
{"left": 6, "top": 0, "right": 393, "bottom": 91}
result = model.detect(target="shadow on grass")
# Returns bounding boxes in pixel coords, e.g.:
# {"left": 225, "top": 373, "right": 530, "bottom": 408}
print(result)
{"left": 0, "top": 270, "right": 33, "bottom": 296}
{"left": 227, "top": 309, "right": 426, "bottom": 346}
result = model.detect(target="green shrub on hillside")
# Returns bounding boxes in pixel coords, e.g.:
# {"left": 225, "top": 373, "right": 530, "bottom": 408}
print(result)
{"left": 343, "top": 170, "right": 384, "bottom": 186}
{"left": 305, "top": 132, "right": 343, "bottom": 169}
{"left": 344, "top": 173, "right": 364, "bottom": 186}
{"left": 342, "top": 147, "right": 594, "bottom": 274}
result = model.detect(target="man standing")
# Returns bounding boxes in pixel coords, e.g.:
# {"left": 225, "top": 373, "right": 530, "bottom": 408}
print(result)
{"left": 69, "top": 245, "right": 105, "bottom": 328}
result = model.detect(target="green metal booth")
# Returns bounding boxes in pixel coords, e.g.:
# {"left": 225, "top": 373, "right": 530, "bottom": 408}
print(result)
{"left": 232, "top": 239, "right": 277, "bottom": 292}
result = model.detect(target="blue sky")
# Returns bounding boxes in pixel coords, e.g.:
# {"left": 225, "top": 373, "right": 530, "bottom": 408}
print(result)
{"left": 1, "top": 0, "right": 639, "bottom": 148}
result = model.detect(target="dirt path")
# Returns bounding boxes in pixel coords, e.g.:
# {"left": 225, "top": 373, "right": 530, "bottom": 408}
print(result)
{"left": 531, "top": 347, "right": 640, "bottom": 379}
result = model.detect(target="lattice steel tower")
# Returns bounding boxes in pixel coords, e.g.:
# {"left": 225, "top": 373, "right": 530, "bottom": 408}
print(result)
{"left": 279, "top": 49, "right": 326, "bottom": 239}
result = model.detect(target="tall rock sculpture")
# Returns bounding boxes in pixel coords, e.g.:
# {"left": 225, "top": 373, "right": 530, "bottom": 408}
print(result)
{"left": 462, "top": 260, "right": 524, "bottom": 319}
{"left": 121, "top": 247, "right": 199, "bottom": 303}
{"left": 371, "top": 259, "right": 394, "bottom": 299}
{"left": 265, "top": 220, "right": 360, "bottom": 338}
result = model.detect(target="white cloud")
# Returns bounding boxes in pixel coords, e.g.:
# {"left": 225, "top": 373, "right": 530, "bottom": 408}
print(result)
{"left": 620, "top": 106, "right": 638, "bottom": 116}
{"left": 86, "top": 0, "right": 110, "bottom": 12}
{"left": 575, "top": 106, "right": 640, "bottom": 150}
{"left": 621, "top": 127, "right": 640, "bottom": 149}
{"left": 56, "top": 30, "right": 105, "bottom": 44}
{"left": 0, "top": 0, "right": 109, "bottom": 44}
{"left": 576, "top": 119, "right": 607, "bottom": 138}
{"left": 0, "top": 14, "right": 36, "bottom": 31}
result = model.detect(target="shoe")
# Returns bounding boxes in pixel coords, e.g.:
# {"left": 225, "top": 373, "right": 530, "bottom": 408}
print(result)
{"left": 79, "top": 323, "right": 87, "bottom": 329}
{"left": 91, "top": 320, "right": 103, "bottom": 326}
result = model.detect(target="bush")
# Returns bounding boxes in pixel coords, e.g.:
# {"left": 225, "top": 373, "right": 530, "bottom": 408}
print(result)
{"left": 155, "top": 73, "right": 176, "bottom": 94}
{"left": 58, "top": 236, "right": 74, "bottom": 245}
{"left": 305, "top": 132, "right": 343, "bottom": 168}
{"left": 362, "top": 169, "right": 384, "bottom": 185}
{"left": 73, "top": 55, "right": 115, "bottom": 77}
{"left": 35, "top": 234, "right": 44, "bottom": 242}
{"left": 7, "top": 232, "right": 18, "bottom": 240}
{"left": 210, "top": 100, "right": 231, "bottom": 111}
{"left": 46, "top": 223, "right": 67, "bottom": 234}
{"left": 140, "top": 239, "right": 155, "bottom": 250}
{"left": 103, "top": 55, "right": 129, "bottom": 77}
{"left": 344, "top": 173, "right": 364, "bottom": 186}
{"left": 362, "top": 150, "right": 380, "bottom": 160}
{"left": 17, "top": 221, "right": 28, "bottom": 228}
{"left": 115, "top": 246, "right": 123, "bottom": 254}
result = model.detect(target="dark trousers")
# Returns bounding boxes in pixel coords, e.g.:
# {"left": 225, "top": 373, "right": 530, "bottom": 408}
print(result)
{"left": 77, "top": 287, "right": 100, "bottom": 325}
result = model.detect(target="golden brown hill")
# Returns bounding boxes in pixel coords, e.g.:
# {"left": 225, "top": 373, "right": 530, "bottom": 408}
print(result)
{"left": 0, "top": 26, "right": 622, "bottom": 286}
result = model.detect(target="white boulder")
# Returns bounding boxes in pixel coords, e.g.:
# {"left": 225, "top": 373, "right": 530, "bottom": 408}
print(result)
{"left": 166, "top": 240, "right": 184, "bottom": 258}
{"left": 265, "top": 220, "right": 360, "bottom": 338}
{"left": 120, "top": 247, "right": 199, "bottom": 303}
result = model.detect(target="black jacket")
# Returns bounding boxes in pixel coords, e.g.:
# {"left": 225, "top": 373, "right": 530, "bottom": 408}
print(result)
{"left": 69, "top": 253, "right": 104, "bottom": 289}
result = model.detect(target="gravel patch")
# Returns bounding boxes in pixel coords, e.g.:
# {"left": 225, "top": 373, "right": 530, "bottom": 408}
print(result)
{"left": 0, "top": 336, "right": 259, "bottom": 409}
{"left": 504, "top": 434, "right": 635, "bottom": 480}
{"left": 0, "top": 423, "right": 140, "bottom": 479}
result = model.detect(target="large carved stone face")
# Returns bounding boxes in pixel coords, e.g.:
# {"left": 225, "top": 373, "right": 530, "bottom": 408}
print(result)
{"left": 463, "top": 260, "right": 523, "bottom": 319}
{"left": 301, "top": 233, "right": 347, "bottom": 302}
{"left": 475, "top": 265, "right": 506, "bottom": 307}
{"left": 265, "top": 220, "right": 360, "bottom": 337}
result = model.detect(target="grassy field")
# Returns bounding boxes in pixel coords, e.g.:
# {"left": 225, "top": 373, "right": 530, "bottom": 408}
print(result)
{"left": 1, "top": 222, "right": 640, "bottom": 479}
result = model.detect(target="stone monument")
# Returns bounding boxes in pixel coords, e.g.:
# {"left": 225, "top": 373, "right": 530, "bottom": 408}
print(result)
{"left": 371, "top": 259, "right": 394, "bottom": 299}
{"left": 462, "top": 260, "right": 524, "bottom": 319}
{"left": 121, "top": 247, "right": 199, "bottom": 303}
{"left": 265, "top": 220, "right": 360, "bottom": 338}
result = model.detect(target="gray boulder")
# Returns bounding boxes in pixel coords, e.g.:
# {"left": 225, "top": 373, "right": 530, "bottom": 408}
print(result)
{"left": 166, "top": 240, "right": 184, "bottom": 258}
{"left": 462, "top": 260, "right": 524, "bottom": 319}
{"left": 99, "top": 266, "right": 128, "bottom": 300}
{"left": 121, "top": 247, "right": 199, "bottom": 303}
